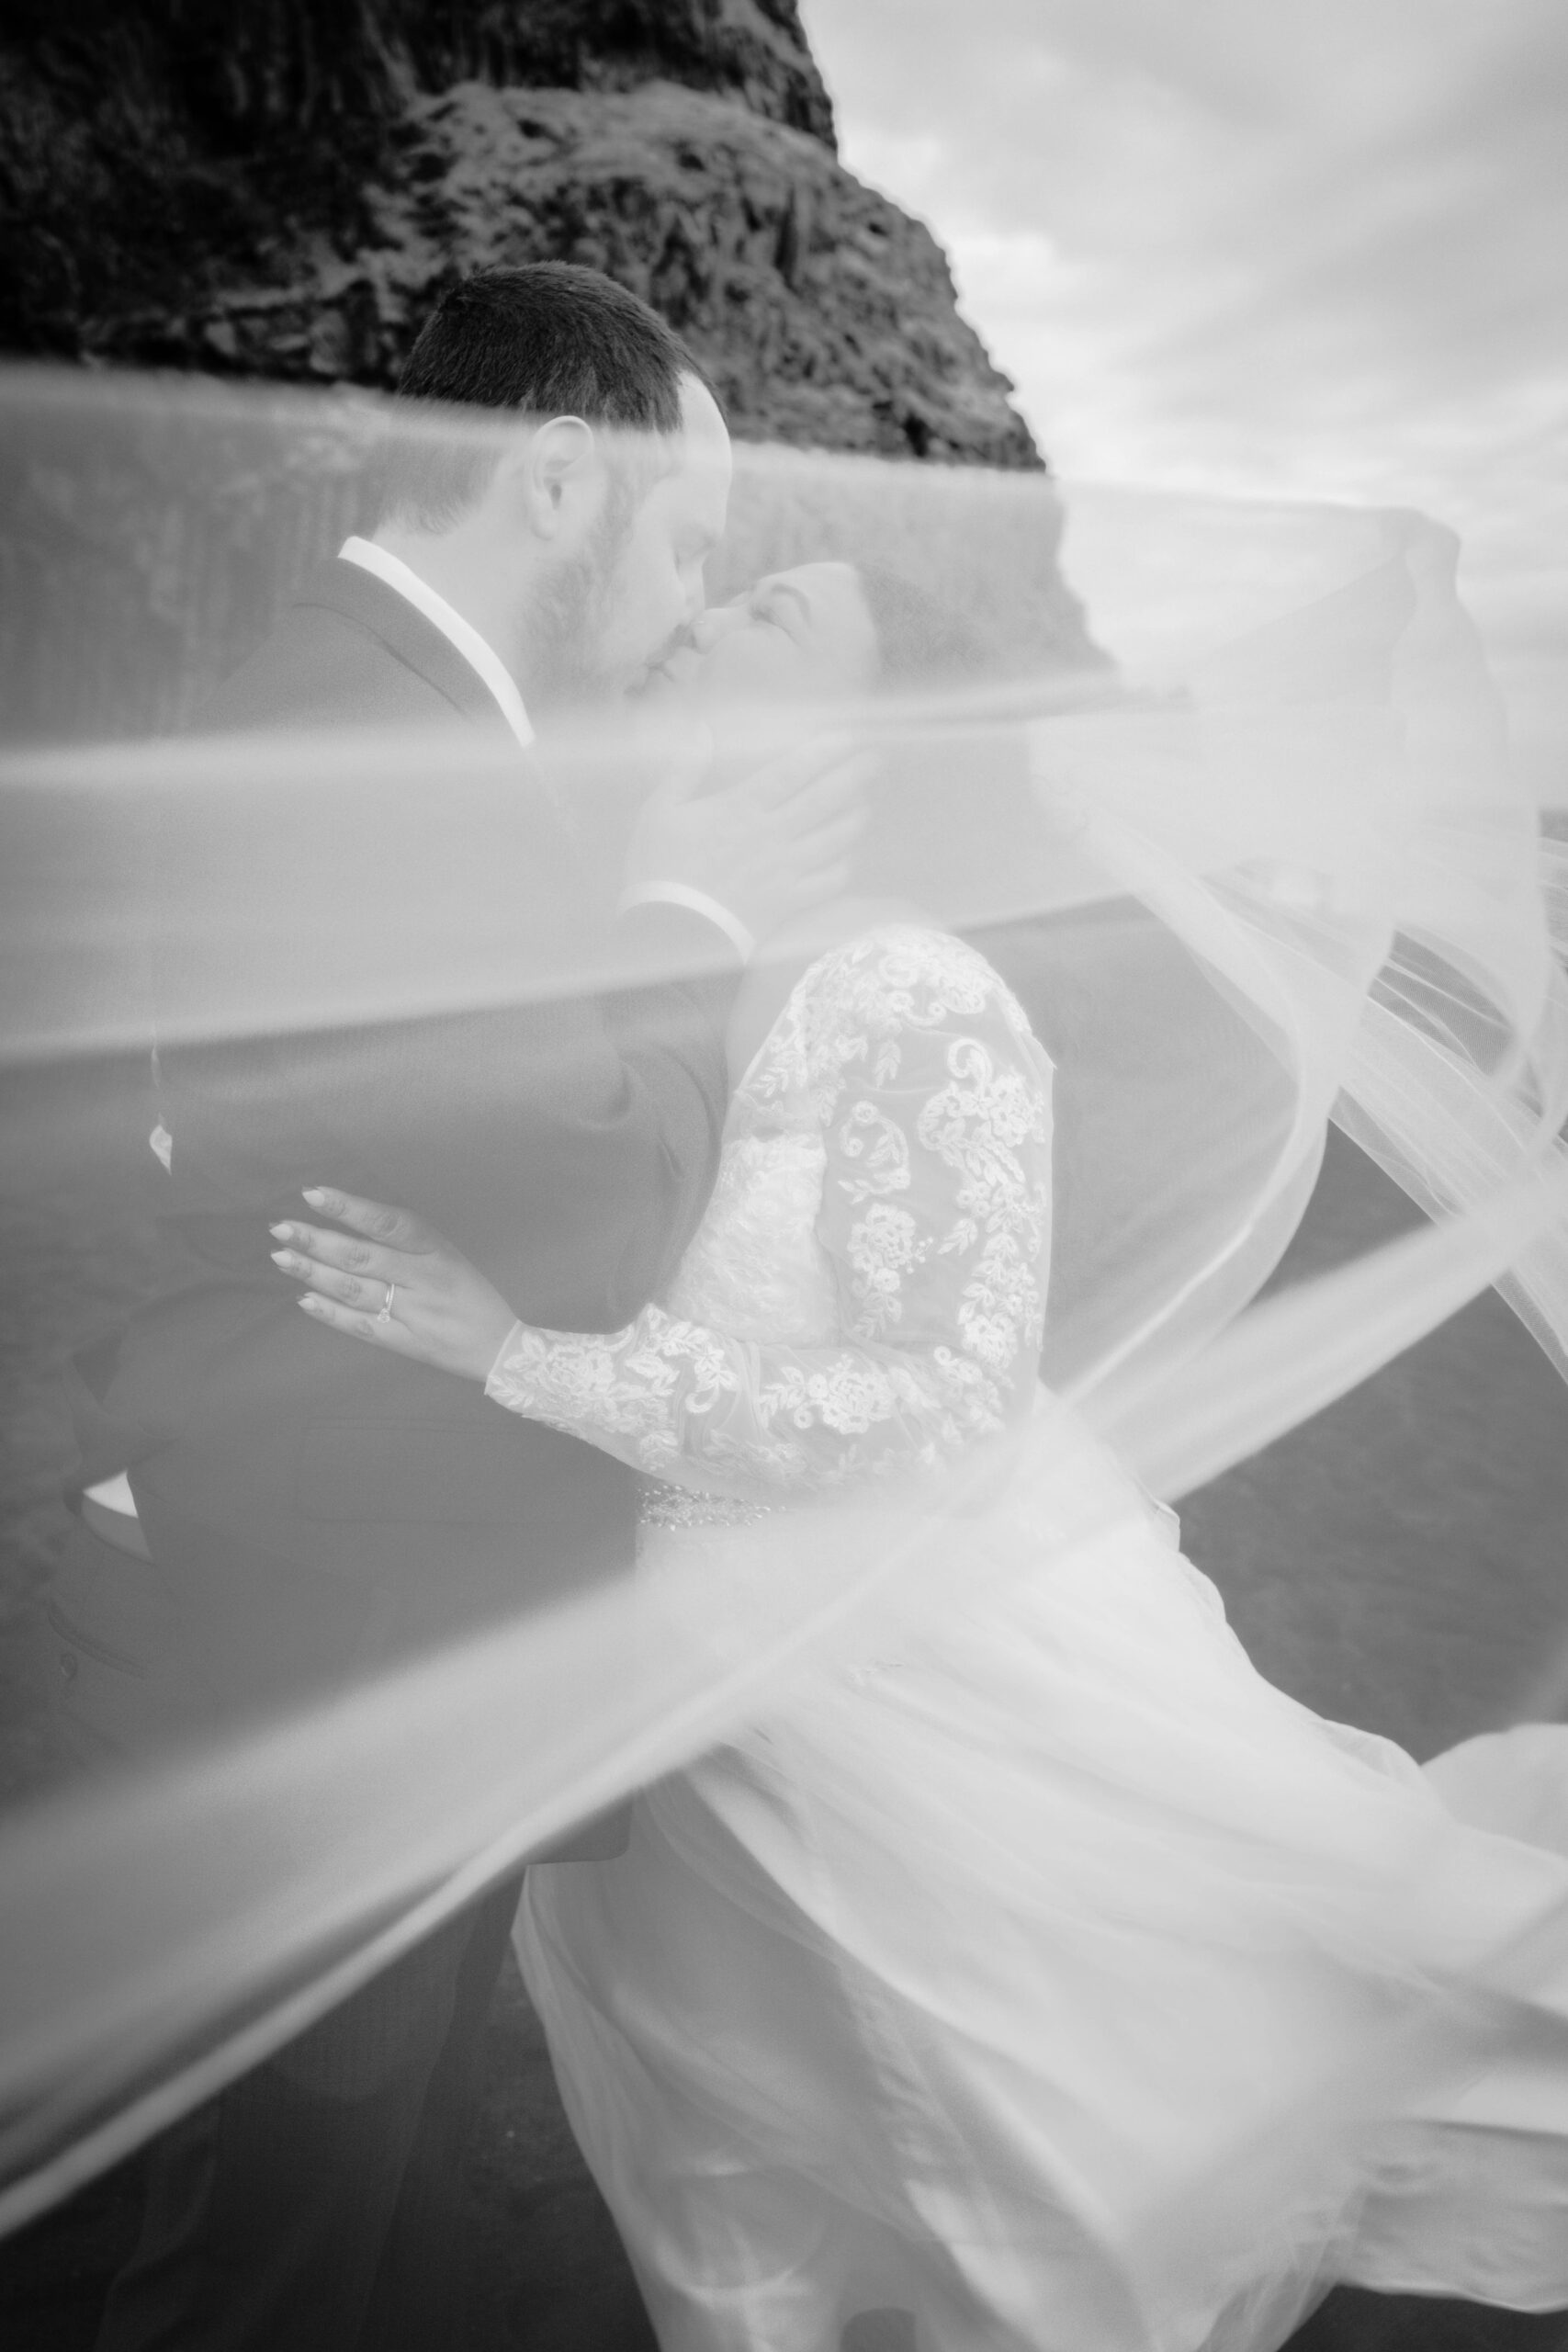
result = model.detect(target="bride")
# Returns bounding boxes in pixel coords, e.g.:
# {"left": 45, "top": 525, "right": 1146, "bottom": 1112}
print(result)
{"left": 273, "top": 557, "right": 1568, "bottom": 2351}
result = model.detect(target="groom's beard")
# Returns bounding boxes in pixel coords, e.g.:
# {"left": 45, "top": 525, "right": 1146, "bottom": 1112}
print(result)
{"left": 521, "top": 500, "right": 636, "bottom": 716}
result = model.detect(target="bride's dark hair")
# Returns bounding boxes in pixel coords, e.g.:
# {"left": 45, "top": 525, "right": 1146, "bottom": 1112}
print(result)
{"left": 856, "top": 568, "right": 991, "bottom": 691}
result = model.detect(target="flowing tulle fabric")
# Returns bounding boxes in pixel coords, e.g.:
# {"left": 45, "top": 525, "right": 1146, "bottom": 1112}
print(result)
{"left": 2, "top": 368, "right": 1568, "bottom": 2290}
{"left": 517, "top": 1413, "right": 1568, "bottom": 2350}
{"left": 492, "top": 910, "right": 1568, "bottom": 2350}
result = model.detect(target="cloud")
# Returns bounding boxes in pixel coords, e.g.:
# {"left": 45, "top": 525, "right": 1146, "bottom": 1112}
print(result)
{"left": 803, "top": 0, "right": 1566, "bottom": 491}
{"left": 801, "top": 0, "right": 1568, "bottom": 789}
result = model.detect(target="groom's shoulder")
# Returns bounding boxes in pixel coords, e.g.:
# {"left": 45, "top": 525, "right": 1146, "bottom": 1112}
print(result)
{"left": 195, "top": 558, "right": 465, "bottom": 737}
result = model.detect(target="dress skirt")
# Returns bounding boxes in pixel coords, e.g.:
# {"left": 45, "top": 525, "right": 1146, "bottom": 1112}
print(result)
{"left": 516, "top": 1430, "right": 1568, "bottom": 2352}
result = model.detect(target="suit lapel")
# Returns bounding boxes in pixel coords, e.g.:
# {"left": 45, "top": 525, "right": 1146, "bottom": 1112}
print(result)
{"left": 294, "top": 558, "right": 515, "bottom": 736}
{"left": 293, "top": 557, "right": 596, "bottom": 907}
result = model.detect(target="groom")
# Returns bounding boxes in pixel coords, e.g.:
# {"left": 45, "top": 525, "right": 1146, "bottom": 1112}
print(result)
{"left": 74, "top": 264, "right": 861, "bottom": 2350}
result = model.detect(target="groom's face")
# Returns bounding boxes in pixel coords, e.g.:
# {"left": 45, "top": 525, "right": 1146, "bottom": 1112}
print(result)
{"left": 535, "top": 375, "right": 732, "bottom": 708}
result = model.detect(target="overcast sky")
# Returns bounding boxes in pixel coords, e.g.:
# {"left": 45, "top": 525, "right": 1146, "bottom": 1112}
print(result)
{"left": 800, "top": 0, "right": 1567, "bottom": 790}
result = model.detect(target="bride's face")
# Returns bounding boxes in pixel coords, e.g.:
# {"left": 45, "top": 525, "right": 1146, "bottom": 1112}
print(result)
{"left": 660, "top": 561, "right": 882, "bottom": 710}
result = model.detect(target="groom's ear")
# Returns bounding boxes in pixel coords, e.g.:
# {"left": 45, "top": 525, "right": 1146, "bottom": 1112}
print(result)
{"left": 506, "top": 415, "right": 602, "bottom": 547}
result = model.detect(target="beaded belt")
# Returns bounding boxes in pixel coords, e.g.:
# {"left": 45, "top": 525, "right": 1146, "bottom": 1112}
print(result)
{"left": 637, "top": 1476, "right": 783, "bottom": 1532}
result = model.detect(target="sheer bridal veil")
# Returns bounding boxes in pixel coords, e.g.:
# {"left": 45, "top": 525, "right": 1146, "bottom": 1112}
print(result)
{"left": 2, "top": 369, "right": 1566, "bottom": 2233}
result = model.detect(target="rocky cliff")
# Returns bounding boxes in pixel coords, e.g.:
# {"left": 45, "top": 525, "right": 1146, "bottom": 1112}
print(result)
{"left": 1, "top": 0, "right": 1040, "bottom": 468}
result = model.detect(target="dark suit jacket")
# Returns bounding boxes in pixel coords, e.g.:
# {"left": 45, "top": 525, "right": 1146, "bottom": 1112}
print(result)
{"left": 95, "top": 558, "right": 739, "bottom": 1729}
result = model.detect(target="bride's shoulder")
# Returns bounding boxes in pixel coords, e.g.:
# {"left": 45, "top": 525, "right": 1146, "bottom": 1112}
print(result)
{"left": 738, "top": 917, "right": 1043, "bottom": 1110}
{"left": 810, "top": 922, "right": 1027, "bottom": 1033}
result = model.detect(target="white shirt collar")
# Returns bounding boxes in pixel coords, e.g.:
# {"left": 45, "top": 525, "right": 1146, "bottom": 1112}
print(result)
{"left": 338, "top": 537, "right": 534, "bottom": 753}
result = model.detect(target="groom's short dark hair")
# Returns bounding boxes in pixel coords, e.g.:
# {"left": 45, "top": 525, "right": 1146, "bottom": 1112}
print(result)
{"left": 373, "top": 263, "right": 713, "bottom": 528}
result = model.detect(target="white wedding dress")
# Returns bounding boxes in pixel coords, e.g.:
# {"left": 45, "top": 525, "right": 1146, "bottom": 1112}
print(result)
{"left": 482, "top": 925, "right": 1568, "bottom": 2352}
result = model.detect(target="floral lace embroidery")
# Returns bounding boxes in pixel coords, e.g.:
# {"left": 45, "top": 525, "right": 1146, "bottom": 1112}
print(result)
{"left": 742, "top": 927, "right": 1010, "bottom": 1133}
{"left": 912, "top": 1035, "right": 1050, "bottom": 1374}
{"left": 836, "top": 1100, "right": 912, "bottom": 1204}
{"left": 842, "top": 1202, "right": 927, "bottom": 1337}
{"left": 485, "top": 927, "right": 1053, "bottom": 1498}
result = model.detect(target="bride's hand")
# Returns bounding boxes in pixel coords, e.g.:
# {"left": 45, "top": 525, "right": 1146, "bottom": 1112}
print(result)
{"left": 270, "top": 1187, "right": 517, "bottom": 1381}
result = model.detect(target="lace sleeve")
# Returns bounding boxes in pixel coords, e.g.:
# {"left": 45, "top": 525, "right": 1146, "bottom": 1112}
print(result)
{"left": 484, "top": 930, "right": 1053, "bottom": 1497}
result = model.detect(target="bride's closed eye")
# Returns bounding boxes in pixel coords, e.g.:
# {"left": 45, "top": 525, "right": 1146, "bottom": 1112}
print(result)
{"left": 750, "top": 582, "right": 811, "bottom": 639}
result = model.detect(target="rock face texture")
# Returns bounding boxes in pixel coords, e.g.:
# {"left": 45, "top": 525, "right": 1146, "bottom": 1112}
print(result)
{"left": 1, "top": 0, "right": 1039, "bottom": 468}
{"left": 2, "top": 0, "right": 1111, "bottom": 732}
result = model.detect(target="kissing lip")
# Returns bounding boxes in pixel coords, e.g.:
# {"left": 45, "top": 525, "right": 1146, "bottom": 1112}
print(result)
{"left": 643, "top": 645, "right": 702, "bottom": 694}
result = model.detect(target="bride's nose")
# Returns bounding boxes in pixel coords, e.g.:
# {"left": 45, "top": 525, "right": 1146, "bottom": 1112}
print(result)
{"left": 688, "top": 602, "right": 751, "bottom": 653}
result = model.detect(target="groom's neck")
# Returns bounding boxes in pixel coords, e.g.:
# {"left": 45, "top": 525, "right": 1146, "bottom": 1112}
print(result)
{"left": 371, "top": 519, "right": 525, "bottom": 683}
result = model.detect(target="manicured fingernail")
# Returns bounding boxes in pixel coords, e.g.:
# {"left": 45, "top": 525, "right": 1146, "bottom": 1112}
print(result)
{"left": 298, "top": 1295, "right": 324, "bottom": 1315}
{"left": 302, "top": 1187, "right": 330, "bottom": 1206}
{"left": 269, "top": 1223, "right": 294, "bottom": 1240}
{"left": 270, "top": 1249, "right": 298, "bottom": 1271}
